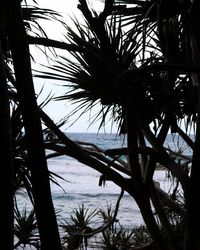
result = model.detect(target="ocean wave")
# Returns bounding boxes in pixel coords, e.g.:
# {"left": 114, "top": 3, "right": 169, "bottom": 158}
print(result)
{"left": 52, "top": 191, "right": 130, "bottom": 200}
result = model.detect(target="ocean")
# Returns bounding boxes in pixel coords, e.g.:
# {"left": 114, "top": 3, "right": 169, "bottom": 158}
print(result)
{"left": 16, "top": 132, "right": 191, "bottom": 248}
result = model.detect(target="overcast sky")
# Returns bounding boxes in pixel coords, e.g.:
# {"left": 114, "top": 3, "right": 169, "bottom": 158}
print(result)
{"left": 29, "top": 0, "right": 118, "bottom": 133}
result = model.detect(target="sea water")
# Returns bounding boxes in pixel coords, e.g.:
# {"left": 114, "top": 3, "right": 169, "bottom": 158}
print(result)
{"left": 15, "top": 132, "right": 192, "bottom": 249}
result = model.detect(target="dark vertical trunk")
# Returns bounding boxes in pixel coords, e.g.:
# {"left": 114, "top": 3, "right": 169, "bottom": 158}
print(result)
{"left": 0, "top": 42, "right": 14, "bottom": 249}
{"left": 126, "top": 109, "right": 142, "bottom": 181}
{"left": 185, "top": 108, "right": 200, "bottom": 250}
{"left": 126, "top": 109, "right": 168, "bottom": 250}
{"left": 3, "top": 2, "right": 62, "bottom": 249}
{"left": 136, "top": 195, "right": 168, "bottom": 250}
{"left": 143, "top": 113, "right": 178, "bottom": 249}
{"left": 185, "top": 2, "right": 200, "bottom": 249}
{"left": 150, "top": 184, "right": 179, "bottom": 250}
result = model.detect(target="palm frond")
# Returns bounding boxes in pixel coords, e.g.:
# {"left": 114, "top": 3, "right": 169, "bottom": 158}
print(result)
{"left": 22, "top": 3, "right": 65, "bottom": 59}
{"left": 36, "top": 10, "right": 142, "bottom": 131}
{"left": 14, "top": 204, "right": 39, "bottom": 249}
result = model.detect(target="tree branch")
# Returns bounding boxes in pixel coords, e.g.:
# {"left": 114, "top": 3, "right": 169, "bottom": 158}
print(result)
{"left": 28, "top": 35, "right": 83, "bottom": 52}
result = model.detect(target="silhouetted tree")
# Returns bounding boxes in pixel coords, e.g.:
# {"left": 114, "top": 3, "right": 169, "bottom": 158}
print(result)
{"left": 2, "top": 0, "right": 200, "bottom": 249}
{"left": 35, "top": 0, "right": 200, "bottom": 249}
{"left": 1, "top": 1, "right": 62, "bottom": 249}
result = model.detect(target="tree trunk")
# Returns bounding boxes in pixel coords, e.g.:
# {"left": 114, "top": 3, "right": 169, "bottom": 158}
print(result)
{"left": 3, "top": 1, "right": 62, "bottom": 249}
{"left": 0, "top": 41, "right": 14, "bottom": 250}
{"left": 185, "top": 2, "right": 200, "bottom": 248}
{"left": 126, "top": 109, "right": 168, "bottom": 250}
{"left": 185, "top": 108, "right": 200, "bottom": 250}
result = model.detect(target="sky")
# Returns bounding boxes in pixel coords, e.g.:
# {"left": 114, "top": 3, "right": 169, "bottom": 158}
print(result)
{"left": 29, "top": 0, "right": 118, "bottom": 133}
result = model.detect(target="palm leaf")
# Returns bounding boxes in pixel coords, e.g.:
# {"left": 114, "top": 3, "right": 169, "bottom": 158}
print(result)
{"left": 36, "top": 10, "right": 142, "bottom": 131}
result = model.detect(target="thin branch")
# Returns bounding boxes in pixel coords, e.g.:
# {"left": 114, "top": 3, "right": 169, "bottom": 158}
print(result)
{"left": 28, "top": 35, "right": 84, "bottom": 52}
{"left": 40, "top": 109, "right": 130, "bottom": 191}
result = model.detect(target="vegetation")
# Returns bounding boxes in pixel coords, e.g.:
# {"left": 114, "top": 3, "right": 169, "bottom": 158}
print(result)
{"left": 1, "top": 0, "right": 200, "bottom": 249}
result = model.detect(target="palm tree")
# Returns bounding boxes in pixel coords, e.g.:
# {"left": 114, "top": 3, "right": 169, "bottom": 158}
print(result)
{"left": 37, "top": 1, "right": 169, "bottom": 248}
{"left": 2, "top": 1, "right": 62, "bottom": 249}
{"left": 115, "top": 1, "right": 200, "bottom": 249}
{"left": 14, "top": 205, "right": 39, "bottom": 249}
{"left": 36, "top": 3, "right": 165, "bottom": 250}
{"left": 0, "top": 35, "right": 14, "bottom": 250}
{"left": 35, "top": 0, "right": 200, "bottom": 249}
